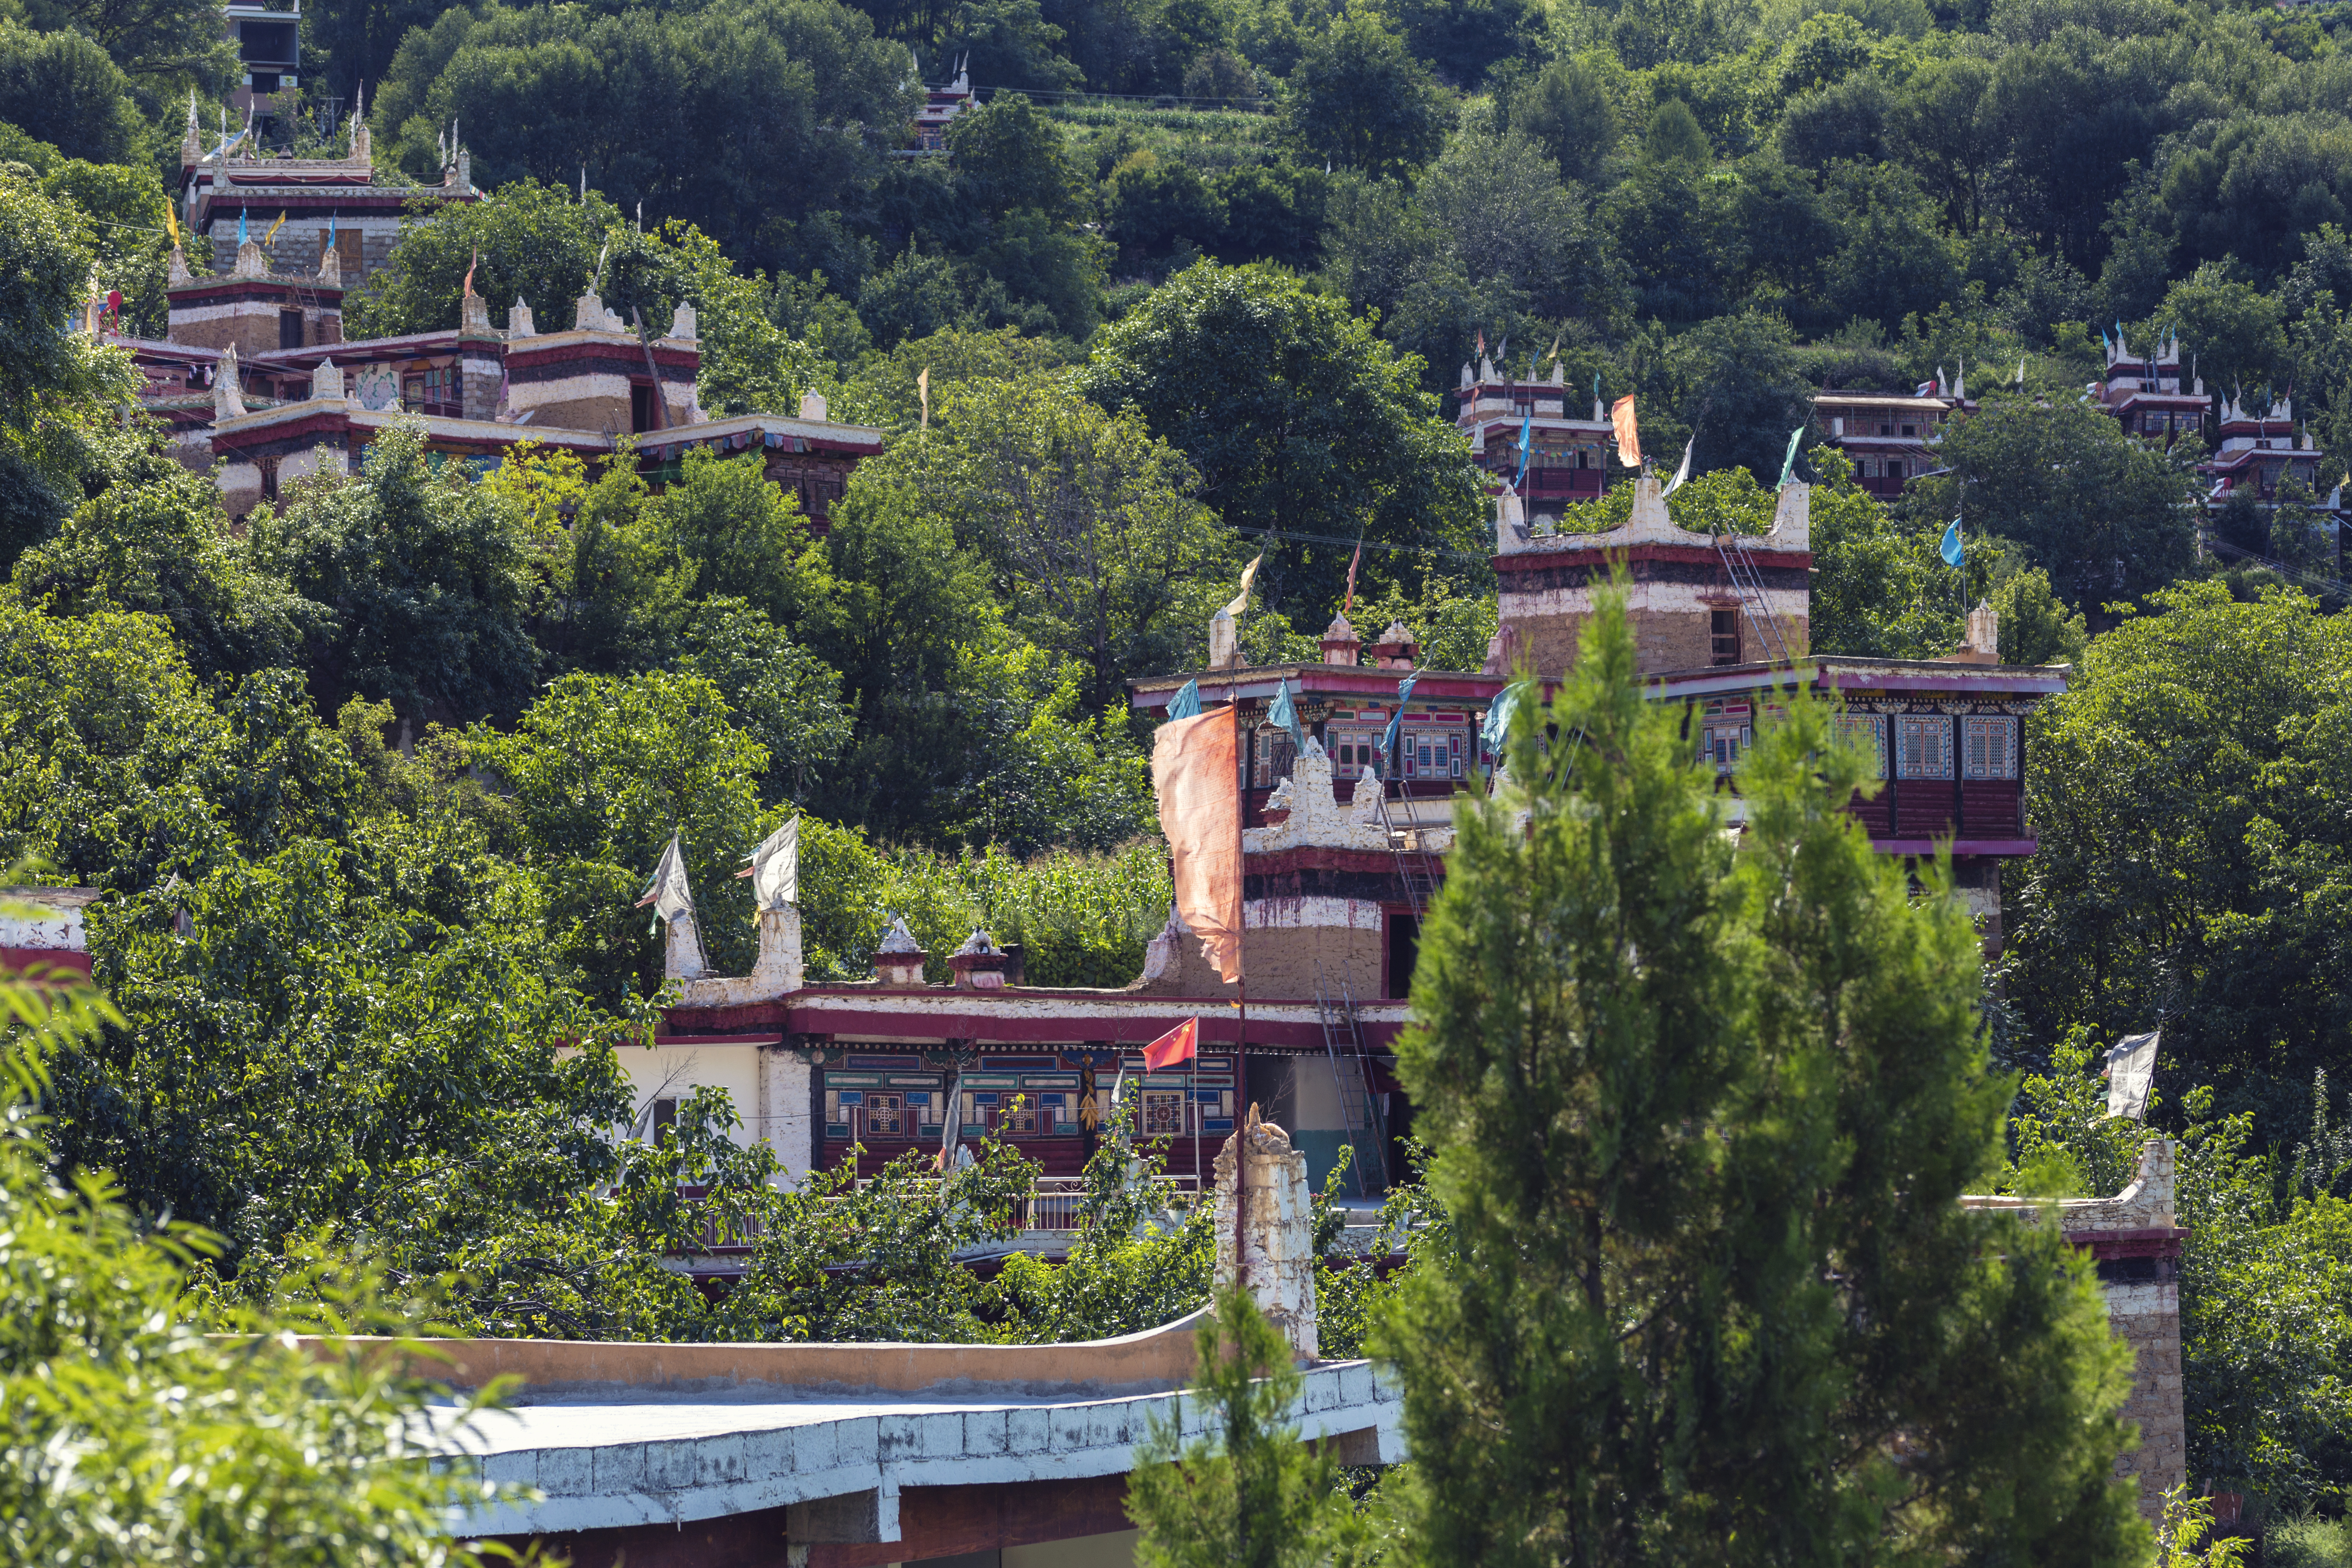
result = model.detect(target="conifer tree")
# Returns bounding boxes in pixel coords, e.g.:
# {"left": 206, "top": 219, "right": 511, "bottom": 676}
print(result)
{"left": 1126, "top": 1287, "right": 1351, "bottom": 1568}
{"left": 1378, "top": 588, "right": 2150, "bottom": 1566}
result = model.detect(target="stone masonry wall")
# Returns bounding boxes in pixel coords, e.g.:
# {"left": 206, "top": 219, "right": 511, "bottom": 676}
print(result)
{"left": 1963, "top": 1138, "right": 2187, "bottom": 1519}
{"left": 1213, "top": 1105, "right": 1319, "bottom": 1360}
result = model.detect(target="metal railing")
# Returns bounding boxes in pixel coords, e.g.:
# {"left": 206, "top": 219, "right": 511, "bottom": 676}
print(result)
{"left": 847, "top": 1173, "right": 1204, "bottom": 1233}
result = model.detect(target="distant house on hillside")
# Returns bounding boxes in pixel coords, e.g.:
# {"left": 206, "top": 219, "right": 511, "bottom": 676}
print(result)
{"left": 116, "top": 104, "right": 882, "bottom": 523}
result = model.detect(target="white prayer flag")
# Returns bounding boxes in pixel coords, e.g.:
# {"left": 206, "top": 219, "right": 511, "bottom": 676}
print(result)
{"left": 2105, "top": 1030, "right": 2160, "bottom": 1120}
{"left": 1220, "top": 554, "right": 1262, "bottom": 621}
{"left": 735, "top": 817, "right": 799, "bottom": 909}
{"left": 635, "top": 830, "right": 695, "bottom": 932}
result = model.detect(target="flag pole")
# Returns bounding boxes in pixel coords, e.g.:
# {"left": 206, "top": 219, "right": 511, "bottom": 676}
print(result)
{"left": 1229, "top": 633, "right": 1248, "bottom": 1288}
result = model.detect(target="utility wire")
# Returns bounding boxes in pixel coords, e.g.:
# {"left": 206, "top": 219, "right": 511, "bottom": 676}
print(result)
{"left": 1228, "top": 525, "right": 1491, "bottom": 565}
{"left": 2203, "top": 534, "right": 2352, "bottom": 600}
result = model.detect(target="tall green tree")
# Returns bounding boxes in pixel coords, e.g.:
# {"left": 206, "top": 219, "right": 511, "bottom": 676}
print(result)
{"left": 1, "top": 943, "right": 507, "bottom": 1568}
{"left": 2007, "top": 580, "right": 2352, "bottom": 1138}
{"left": 1279, "top": 10, "right": 1448, "bottom": 179}
{"left": 855, "top": 372, "right": 1240, "bottom": 713}
{"left": 1380, "top": 588, "right": 2149, "bottom": 1565}
{"left": 247, "top": 423, "right": 539, "bottom": 729}
{"left": 372, "top": 0, "right": 916, "bottom": 273}
{"left": 0, "top": 21, "right": 146, "bottom": 164}
{"left": 1080, "top": 261, "right": 1483, "bottom": 613}
{"left": 1125, "top": 1287, "right": 1352, "bottom": 1568}
{"left": 8, "top": 439, "right": 316, "bottom": 682}
{"left": 1920, "top": 393, "right": 2199, "bottom": 622}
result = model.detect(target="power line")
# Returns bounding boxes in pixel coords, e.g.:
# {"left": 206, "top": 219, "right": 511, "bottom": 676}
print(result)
{"left": 1228, "top": 525, "right": 1491, "bottom": 565}
{"left": 2203, "top": 533, "right": 2352, "bottom": 600}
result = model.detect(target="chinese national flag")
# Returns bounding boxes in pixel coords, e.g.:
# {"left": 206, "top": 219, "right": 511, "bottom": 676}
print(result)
{"left": 1143, "top": 1017, "right": 1198, "bottom": 1071}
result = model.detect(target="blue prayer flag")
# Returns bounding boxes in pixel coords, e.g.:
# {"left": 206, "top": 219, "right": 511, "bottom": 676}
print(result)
{"left": 1516, "top": 413, "right": 1532, "bottom": 485}
{"left": 1939, "top": 518, "right": 1963, "bottom": 567}
{"left": 1380, "top": 672, "right": 1419, "bottom": 774}
{"left": 1167, "top": 679, "right": 1201, "bottom": 720}
{"left": 1777, "top": 425, "right": 1804, "bottom": 488}
{"left": 1480, "top": 680, "right": 1527, "bottom": 756}
{"left": 1268, "top": 677, "right": 1305, "bottom": 753}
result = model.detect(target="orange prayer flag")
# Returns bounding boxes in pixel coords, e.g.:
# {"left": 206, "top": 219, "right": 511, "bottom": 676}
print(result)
{"left": 1611, "top": 394, "right": 1642, "bottom": 467}
{"left": 1143, "top": 1016, "right": 1198, "bottom": 1070}
{"left": 1152, "top": 704, "right": 1242, "bottom": 984}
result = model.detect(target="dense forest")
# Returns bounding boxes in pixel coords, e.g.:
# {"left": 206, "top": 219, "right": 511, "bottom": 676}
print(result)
{"left": 17, "top": 0, "right": 2352, "bottom": 1549}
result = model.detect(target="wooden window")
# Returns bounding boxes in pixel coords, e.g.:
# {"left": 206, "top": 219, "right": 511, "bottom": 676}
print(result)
{"left": 631, "top": 383, "right": 655, "bottom": 433}
{"left": 279, "top": 309, "right": 303, "bottom": 350}
{"left": 1963, "top": 715, "right": 2018, "bottom": 779}
{"left": 1833, "top": 714, "right": 1885, "bottom": 778}
{"left": 651, "top": 1096, "right": 678, "bottom": 1141}
{"left": 1710, "top": 608, "right": 1741, "bottom": 666}
{"left": 1141, "top": 1090, "right": 1185, "bottom": 1137}
{"left": 1254, "top": 732, "right": 1296, "bottom": 787}
{"left": 1702, "top": 722, "right": 1748, "bottom": 772}
{"left": 1896, "top": 715, "right": 1953, "bottom": 779}
{"left": 999, "top": 1096, "right": 1038, "bottom": 1134}
{"left": 865, "top": 1093, "right": 902, "bottom": 1136}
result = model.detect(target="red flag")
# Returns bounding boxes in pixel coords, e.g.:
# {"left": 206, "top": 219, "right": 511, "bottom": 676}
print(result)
{"left": 1143, "top": 1016, "right": 1198, "bottom": 1071}
{"left": 1475, "top": 329, "right": 1485, "bottom": 360}
{"left": 1344, "top": 541, "right": 1361, "bottom": 617}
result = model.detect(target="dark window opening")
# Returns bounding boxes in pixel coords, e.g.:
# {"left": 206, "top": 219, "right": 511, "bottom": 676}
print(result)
{"left": 1386, "top": 911, "right": 1420, "bottom": 999}
{"left": 650, "top": 1096, "right": 677, "bottom": 1142}
{"left": 236, "top": 19, "right": 296, "bottom": 65}
{"left": 278, "top": 309, "right": 303, "bottom": 351}
{"left": 631, "top": 383, "right": 655, "bottom": 433}
{"left": 1710, "top": 608, "right": 1741, "bottom": 666}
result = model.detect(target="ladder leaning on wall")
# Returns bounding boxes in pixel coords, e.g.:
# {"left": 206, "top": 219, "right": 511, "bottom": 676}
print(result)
{"left": 1315, "top": 963, "right": 1389, "bottom": 1197}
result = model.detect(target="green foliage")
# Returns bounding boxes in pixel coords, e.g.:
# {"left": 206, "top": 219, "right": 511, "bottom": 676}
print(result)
{"left": 1349, "top": 570, "right": 1496, "bottom": 673}
{"left": 472, "top": 668, "right": 772, "bottom": 991}
{"left": 16, "top": 0, "right": 234, "bottom": 81}
{"left": 0, "top": 18, "right": 144, "bottom": 164}
{"left": 372, "top": 0, "right": 917, "bottom": 274}
{"left": 806, "top": 441, "right": 1155, "bottom": 848}
{"left": 1082, "top": 260, "right": 1483, "bottom": 615}
{"left": 1126, "top": 1287, "right": 1354, "bottom": 1568}
{"left": 863, "top": 371, "right": 1241, "bottom": 711}
{"left": 246, "top": 424, "right": 539, "bottom": 728}
{"left": 1919, "top": 392, "right": 2199, "bottom": 620}
{"left": 989, "top": 1097, "right": 1215, "bottom": 1341}
{"left": 0, "top": 170, "right": 126, "bottom": 448}
{"left": 1990, "top": 562, "right": 2088, "bottom": 666}
{"left": 1805, "top": 448, "right": 1984, "bottom": 658}
{"left": 710, "top": 1134, "right": 1042, "bottom": 1341}
{"left": 1511, "top": 55, "right": 1620, "bottom": 182}
{"left": 1381, "top": 585, "right": 2147, "bottom": 1563}
{"left": 42, "top": 158, "right": 172, "bottom": 338}
{"left": 2007, "top": 580, "right": 2352, "bottom": 1137}
{"left": 1280, "top": 9, "right": 1449, "bottom": 178}
{"left": 8, "top": 438, "right": 318, "bottom": 682}
{"left": 0, "top": 950, "right": 505, "bottom": 1568}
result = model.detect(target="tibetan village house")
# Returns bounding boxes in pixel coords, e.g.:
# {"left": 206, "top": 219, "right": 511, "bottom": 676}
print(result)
{"left": 634, "top": 471, "right": 2066, "bottom": 1211}
{"left": 121, "top": 108, "right": 882, "bottom": 521}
